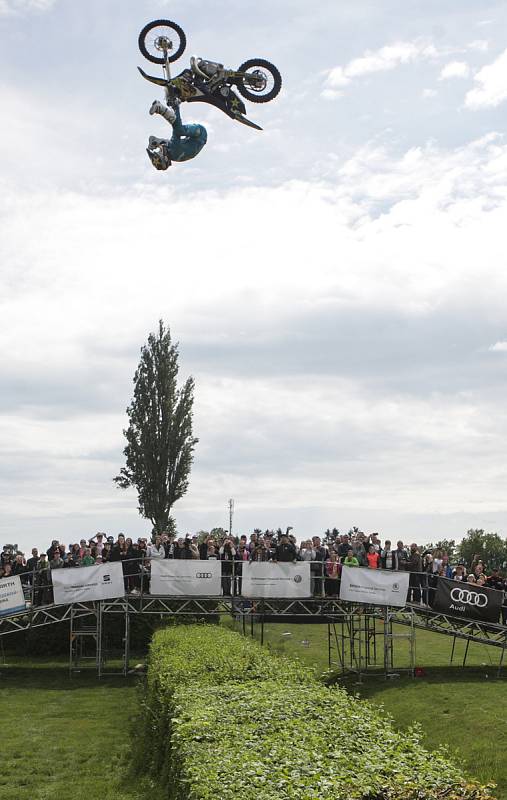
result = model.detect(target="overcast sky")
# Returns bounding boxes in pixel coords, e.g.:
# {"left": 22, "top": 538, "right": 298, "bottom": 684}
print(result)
{"left": 2, "top": 0, "right": 507, "bottom": 553}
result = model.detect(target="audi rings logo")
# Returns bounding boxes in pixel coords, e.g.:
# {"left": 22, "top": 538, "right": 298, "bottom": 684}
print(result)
{"left": 195, "top": 572, "right": 213, "bottom": 579}
{"left": 293, "top": 575, "right": 302, "bottom": 584}
{"left": 450, "top": 587, "right": 488, "bottom": 607}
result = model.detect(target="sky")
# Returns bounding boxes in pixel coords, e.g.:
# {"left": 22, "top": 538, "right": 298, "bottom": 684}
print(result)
{"left": 2, "top": 0, "right": 507, "bottom": 553}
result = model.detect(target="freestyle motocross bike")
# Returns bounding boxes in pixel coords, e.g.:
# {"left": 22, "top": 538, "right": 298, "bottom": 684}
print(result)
{"left": 138, "top": 19, "right": 282, "bottom": 130}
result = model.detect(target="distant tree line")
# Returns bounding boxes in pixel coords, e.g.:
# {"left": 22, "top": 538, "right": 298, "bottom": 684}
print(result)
{"left": 323, "top": 527, "right": 507, "bottom": 569}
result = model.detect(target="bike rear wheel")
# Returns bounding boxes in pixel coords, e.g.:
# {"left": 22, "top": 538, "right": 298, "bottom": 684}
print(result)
{"left": 138, "top": 19, "right": 186, "bottom": 64}
{"left": 237, "top": 59, "right": 282, "bottom": 103}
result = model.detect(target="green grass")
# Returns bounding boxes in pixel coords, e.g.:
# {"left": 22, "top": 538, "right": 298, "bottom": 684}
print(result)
{"left": 228, "top": 619, "right": 507, "bottom": 800}
{"left": 1, "top": 624, "right": 506, "bottom": 800}
{"left": 0, "top": 658, "right": 149, "bottom": 800}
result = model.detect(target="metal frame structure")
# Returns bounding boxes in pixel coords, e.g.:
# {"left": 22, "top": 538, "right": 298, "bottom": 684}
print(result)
{"left": 1, "top": 592, "right": 506, "bottom": 678}
{"left": 326, "top": 605, "right": 416, "bottom": 680}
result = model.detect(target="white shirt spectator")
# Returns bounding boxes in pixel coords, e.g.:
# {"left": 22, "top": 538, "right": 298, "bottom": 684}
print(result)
{"left": 146, "top": 543, "right": 166, "bottom": 559}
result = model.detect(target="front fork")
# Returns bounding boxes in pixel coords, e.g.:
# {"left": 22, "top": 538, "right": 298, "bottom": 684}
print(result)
{"left": 162, "top": 49, "right": 172, "bottom": 105}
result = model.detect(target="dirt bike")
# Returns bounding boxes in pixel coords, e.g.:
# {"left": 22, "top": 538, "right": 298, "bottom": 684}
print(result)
{"left": 138, "top": 19, "right": 282, "bottom": 131}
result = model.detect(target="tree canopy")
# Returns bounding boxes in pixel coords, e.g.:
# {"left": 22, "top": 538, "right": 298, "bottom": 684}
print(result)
{"left": 114, "top": 320, "right": 198, "bottom": 534}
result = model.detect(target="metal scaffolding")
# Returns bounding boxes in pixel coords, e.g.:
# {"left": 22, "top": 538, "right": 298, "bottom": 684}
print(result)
{"left": 326, "top": 605, "right": 416, "bottom": 680}
{"left": 0, "top": 595, "right": 505, "bottom": 678}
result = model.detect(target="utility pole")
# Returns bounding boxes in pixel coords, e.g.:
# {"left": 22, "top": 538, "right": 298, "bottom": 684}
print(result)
{"left": 228, "top": 498, "right": 235, "bottom": 538}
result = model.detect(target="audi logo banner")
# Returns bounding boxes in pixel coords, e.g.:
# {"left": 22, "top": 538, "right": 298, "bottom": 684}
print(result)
{"left": 150, "top": 559, "right": 222, "bottom": 596}
{"left": 430, "top": 577, "right": 503, "bottom": 623}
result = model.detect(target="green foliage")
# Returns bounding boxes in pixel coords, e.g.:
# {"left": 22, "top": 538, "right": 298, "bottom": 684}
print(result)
{"left": 209, "top": 526, "right": 228, "bottom": 538}
{"left": 114, "top": 320, "right": 198, "bottom": 533}
{"left": 422, "top": 539, "right": 457, "bottom": 560}
{"left": 457, "top": 529, "right": 507, "bottom": 569}
{"left": 138, "top": 625, "right": 494, "bottom": 800}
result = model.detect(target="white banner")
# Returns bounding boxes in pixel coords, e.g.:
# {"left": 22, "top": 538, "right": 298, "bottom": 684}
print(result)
{"left": 150, "top": 559, "right": 222, "bottom": 596}
{"left": 339, "top": 566, "right": 409, "bottom": 607}
{"left": 51, "top": 563, "right": 125, "bottom": 605}
{"left": 242, "top": 562, "right": 311, "bottom": 599}
{"left": 0, "top": 575, "right": 26, "bottom": 616}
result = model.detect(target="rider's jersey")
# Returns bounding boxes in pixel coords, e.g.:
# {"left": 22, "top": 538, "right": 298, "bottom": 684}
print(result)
{"left": 169, "top": 108, "right": 207, "bottom": 162}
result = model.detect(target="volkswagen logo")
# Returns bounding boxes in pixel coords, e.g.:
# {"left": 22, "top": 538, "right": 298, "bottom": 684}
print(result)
{"left": 293, "top": 574, "right": 302, "bottom": 584}
{"left": 450, "top": 587, "right": 488, "bottom": 607}
{"left": 195, "top": 572, "right": 212, "bottom": 579}
{"left": 392, "top": 582, "right": 400, "bottom": 591}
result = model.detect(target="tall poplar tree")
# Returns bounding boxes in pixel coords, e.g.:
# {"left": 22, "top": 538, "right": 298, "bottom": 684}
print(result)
{"left": 114, "top": 320, "right": 198, "bottom": 534}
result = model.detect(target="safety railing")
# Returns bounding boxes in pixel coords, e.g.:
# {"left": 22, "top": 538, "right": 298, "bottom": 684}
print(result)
{"left": 3, "top": 557, "right": 506, "bottom": 607}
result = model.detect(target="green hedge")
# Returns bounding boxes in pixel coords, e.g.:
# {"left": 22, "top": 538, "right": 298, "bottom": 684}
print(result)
{"left": 139, "top": 625, "right": 494, "bottom": 800}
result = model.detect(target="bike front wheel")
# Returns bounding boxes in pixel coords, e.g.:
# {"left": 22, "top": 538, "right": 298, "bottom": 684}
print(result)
{"left": 237, "top": 59, "right": 282, "bottom": 103}
{"left": 138, "top": 19, "right": 187, "bottom": 64}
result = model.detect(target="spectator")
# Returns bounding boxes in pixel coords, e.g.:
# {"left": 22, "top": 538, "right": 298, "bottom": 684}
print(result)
{"left": 1, "top": 562, "right": 13, "bottom": 579}
{"left": 250, "top": 540, "right": 270, "bottom": 563}
{"left": 486, "top": 568, "right": 504, "bottom": 592}
{"left": 219, "top": 538, "right": 236, "bottom": 596}
{"left": 337, "top": 534, "right": 350, "bottom": 560}
{"left": 46, "top": 540, "right": 59, "bottom": 559}
{"left": 35, "top": 554, "right": 51, "bottom": 605}
{"left": 102, "top": 542, "right": 112, "bottom": 563}
{"left": 343, "top": 548, "right": 360, "bottom": 567}
{"left": 50, "top": 551, "right": 65, "bottom": 570}
{"left": 275, "top": 534, "right": 298, "bottom": 562}
{"left": 12, "top": 554, "right": 28, "bottom": 581}
{"left": 80, "top": 548, "right": 95, "bottom": 567}
{"left": 380, "top": 540, "right": 394, "bottom": 570}
{"left": 110, "top": 534, "right": 128, "bottom": 564}
{"left": 206, "top": 544, "right": 218, "bottom": 560}
{"left": 147, "top": 535, "right": 166, "bottom": 560}
{"left": 299, "top": 540, "right": 315, "bottom": 561}
{"left": 441, "top": 553, "right": 453, "bottom": 578}
{"left": 404, "top": 544, "right": 422, "bottom": 603}
{"left": 366, "top": 544, "right": 381, "bottom": 570}
{"left": 26, "top": 547, "right": 39, "bottom": 572}
{"left": 311, "top": 536, "right": 328, "bottom": 597}
{"left": 181, "top": 537, "right": 198, "bottom": 560}
{"left": 325, "top": 552, "right": 341, "bottom": 596}
{"left": 452, "top": 564, "right": 466, "bottom": 582}
{"left": 173, "top": 538, "right": 186, "bottom": 559}
{"left": 393, "top": 541, "right": 408, "bottom": 571}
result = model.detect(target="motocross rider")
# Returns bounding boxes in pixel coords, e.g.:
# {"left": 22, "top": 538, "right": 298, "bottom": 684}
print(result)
{"left": 147, "top": 99, "right": 207, "bottom": 170}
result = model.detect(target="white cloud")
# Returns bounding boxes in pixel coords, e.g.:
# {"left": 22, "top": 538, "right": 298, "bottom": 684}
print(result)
{"left": 467, "top": 40, "right": 489, "bottom": 52}
{"left": 439, "top": 61, "right": 470, "bottom": 80}
{"left": 321, "top": 88, "right": 344, "bottom": 100}
{"left": 325, "top": 39, "right": 438, "bottom": 91}
{"left": 465, "top": 48, "right": 507, "bottom": 109}
{"left": 3, "top": 130, "right": 507, "bottom": 549}
{"left": 422, "top": 88, "right": 437, "bottom": 99}
{"left": 0, "top": 0, "right": 56, "bottom": 14}
{"left": 489, "top": 341, "right": 507, "bottom": 352}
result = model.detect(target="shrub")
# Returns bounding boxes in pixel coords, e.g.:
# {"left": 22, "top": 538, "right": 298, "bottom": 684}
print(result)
{"left": 138, "top": 625, "right": 494, "bottom": 800}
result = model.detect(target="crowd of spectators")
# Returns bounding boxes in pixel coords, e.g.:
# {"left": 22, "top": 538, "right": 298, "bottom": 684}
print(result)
{"left": 1, "top": 528, "right": 506, "bottom": 623}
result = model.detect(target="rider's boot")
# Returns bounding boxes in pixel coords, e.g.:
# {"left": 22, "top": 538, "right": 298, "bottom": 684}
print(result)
{"left": 149, "top": 100, "right": 176, "bottom": 124}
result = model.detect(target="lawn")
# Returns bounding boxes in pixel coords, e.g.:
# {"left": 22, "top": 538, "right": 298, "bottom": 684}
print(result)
{"left": 0, "top": 658, "right": 152, "bottom": 800}
{"left": 228, "top": 618, "right": 507, "bottom": 800}
{"left": 1, "top": 624, "right": 505, "bottom": 800}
